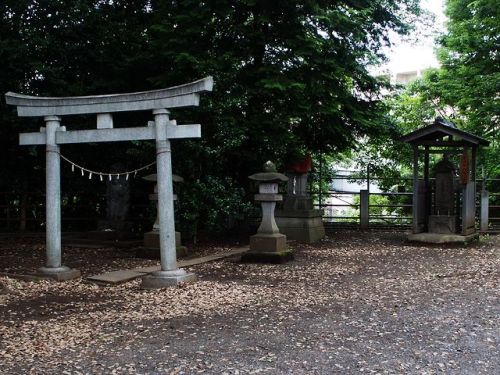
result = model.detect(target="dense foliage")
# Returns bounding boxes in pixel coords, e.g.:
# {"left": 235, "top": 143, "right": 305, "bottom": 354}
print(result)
{"left": 361, "top": 0, "right": 499, "bottom": 190}
{"left": 0, "top": 0, "right": 424, "bottom": 236}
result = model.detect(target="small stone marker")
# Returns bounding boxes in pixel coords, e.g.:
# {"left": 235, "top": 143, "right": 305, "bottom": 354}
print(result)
{"left": 242, "top": 161, "right": 293, "bottom": 263}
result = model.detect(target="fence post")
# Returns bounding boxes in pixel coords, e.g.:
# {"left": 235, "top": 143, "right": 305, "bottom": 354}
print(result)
{"left": 19, "top": 192, "right": 27, "bottom": 231}
{"left": 360, "top": 189, "right": 369, "bottom": 229}
{"left": 480, "top": 190, "right": 489, "bottom": 232}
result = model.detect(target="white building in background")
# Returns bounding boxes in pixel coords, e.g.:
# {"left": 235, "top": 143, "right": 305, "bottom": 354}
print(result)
{"left": 376, "top": 0, "right": 445, "bottom": 84}
{"left": 394, "top": 69, "right": 430, "bottom": 84}
{"left": 322, "top": 169, "right": 381, "bottom": 220}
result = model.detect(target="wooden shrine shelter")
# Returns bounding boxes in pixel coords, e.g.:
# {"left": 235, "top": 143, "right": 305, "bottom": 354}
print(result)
{"left": 401, "top": 117, "right": 489, "bottom": 243}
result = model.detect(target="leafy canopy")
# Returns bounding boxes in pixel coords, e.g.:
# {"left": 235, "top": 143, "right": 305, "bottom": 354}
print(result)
{"left": 0, "top": 0, "right": 424, "bottom": 233}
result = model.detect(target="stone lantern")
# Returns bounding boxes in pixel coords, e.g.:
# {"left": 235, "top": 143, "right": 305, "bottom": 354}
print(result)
{"left": 242, "top": 161, "right": 293, "bottom": 263}
{"left": 139, "top": 173, "right": 187, "bottom": 258}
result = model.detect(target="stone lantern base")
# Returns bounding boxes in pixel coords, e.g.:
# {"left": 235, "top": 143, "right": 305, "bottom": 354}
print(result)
{"left": 241, "top": 233, "right": 294, "bottom": 263}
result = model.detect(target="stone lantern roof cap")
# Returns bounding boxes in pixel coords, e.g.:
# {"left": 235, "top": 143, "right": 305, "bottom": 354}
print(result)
{"left": 249, "top": 161, "right": 288, "bottom": 182}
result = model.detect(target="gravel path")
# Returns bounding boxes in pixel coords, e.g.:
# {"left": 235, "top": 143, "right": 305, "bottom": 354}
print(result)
{"left": 0, "top": 232, "right": 498, "bottom": 374}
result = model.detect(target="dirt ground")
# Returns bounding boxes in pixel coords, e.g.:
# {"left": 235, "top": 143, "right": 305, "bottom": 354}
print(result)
{"left": 0, "top": 231, "right": 498, "bottom": 374}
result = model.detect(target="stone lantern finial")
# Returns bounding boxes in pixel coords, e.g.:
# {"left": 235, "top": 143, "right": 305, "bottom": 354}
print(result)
{"left": 263, "top": 160, "right": 276, "bottom": 173}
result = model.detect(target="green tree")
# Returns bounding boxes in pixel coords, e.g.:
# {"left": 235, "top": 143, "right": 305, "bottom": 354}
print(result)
{"left": 371, "top": 0, "right": 499, "bottom": 183}
{"left": 147, "top": 0, "right": 424, "bottom": 233}
{"left": 0, "top": 0, "right": 425, "bottom": 235}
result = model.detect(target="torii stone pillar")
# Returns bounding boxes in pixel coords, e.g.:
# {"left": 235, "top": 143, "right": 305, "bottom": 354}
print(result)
{"left": 141, "top": 110, "right": 195, "bottom": 288}
{"left": 5, "top": 77, "right": 213, "bottom": 286}
{"left": 39, "top": 116, "right": 79, "bottom": 279}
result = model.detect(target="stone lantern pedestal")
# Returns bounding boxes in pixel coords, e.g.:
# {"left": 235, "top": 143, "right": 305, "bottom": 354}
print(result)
{"left": 242, "top": 161, "right": 293, "bottom": 263}
{"left": 275, "top": 156, "right": 325, "bottom": 243}
{"left": 138, "top": 173, "right": 187, "bottom": 259}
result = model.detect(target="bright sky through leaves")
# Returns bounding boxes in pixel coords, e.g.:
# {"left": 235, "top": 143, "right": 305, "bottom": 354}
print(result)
{"left": 384, "top": 0, "right": 446, "bottom": 74}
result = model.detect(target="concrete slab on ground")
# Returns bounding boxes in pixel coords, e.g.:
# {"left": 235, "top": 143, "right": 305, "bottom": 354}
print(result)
{"left": 86, "top": 270, "right": 147, "bottom": 285}
{"left": 407, "top": 232, "right": 479, "bottom": 244}
{"left": 88, "top": 246, "right": 249, "bottom": 285}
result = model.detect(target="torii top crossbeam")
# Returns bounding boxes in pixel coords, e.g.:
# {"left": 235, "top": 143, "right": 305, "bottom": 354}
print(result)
{"left": 5, "top": 76, "right": 213, "bottom": 116}
{"left": 5, "top": 77, "right": 213, "bottom": 288}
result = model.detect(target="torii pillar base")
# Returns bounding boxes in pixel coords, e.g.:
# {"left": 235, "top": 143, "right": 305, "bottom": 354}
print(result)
{"left": 141, "top": 269, "right": 196, "bottom": 289}
{"left": 37, "top": 266, "right": 81, "bottom": 281}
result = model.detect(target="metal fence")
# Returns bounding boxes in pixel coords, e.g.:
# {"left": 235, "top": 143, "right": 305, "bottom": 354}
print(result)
{"left": 311, "top": 176, "right": 500, "bottom": 233}
{"left": 0, "top": 177, "right": 499, "bottom": 234}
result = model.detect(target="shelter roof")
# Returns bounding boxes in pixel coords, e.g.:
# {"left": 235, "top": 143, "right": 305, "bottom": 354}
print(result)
{"left": 400, "top": 118, "right": 489, "bottom": 147}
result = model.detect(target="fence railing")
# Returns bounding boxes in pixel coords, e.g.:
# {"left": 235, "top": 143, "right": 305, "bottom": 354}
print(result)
{"left": 311, "top": 176, "right": 500, "bottom": 233}
{"left": 1, "top": 178, "right": 499, "bottom": 234}
{"left": 311, "top": 190, "right": 414, "bottom": 230}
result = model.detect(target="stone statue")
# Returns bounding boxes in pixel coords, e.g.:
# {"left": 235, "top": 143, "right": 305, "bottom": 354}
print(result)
{"left": 104, "top": 163, "right": 130, "bottom": 229}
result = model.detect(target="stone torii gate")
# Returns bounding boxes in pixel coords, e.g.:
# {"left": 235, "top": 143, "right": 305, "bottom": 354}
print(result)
{"left": 5, "top": 77, "right": 213, "bottom": 288}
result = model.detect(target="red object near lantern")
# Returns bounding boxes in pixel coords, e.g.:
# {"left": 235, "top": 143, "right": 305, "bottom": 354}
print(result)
{"left": 286, "top": 155, "right": 312, "bottom": 173}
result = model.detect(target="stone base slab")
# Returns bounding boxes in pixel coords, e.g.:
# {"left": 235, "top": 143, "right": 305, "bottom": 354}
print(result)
{"left": 274, "top": 215, "right": 325, "bottom": 243}
{"left": 241, "top": 249, "right": 294, "bottom": 264}
{"left": 250, "top": 233, "right": 286, "bottom": 253}
{"left": 428, "top": 215, "right": 456, "bottom": 234}
{"left": 141, "top": 268, "right": 196, "bottom": 289}
{"left": 407, "top": 232, "right": 479, "bottom": 244}
{"left": 37, "top": 266, "right": 81, "bottom": 281}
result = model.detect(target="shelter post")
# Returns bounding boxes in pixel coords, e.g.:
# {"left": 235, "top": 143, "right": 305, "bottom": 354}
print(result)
{"left": 412, "top": 146, "right": 420, "bottom": 233}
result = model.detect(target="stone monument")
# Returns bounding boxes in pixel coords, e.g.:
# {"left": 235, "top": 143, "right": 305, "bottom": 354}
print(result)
{"left": 86, "top": 163, "right": 132, "bottom": 241}
{"left": 140, "top": 173, "right": 187, "bottom": 257}
{"left": 242, "top": 161, "right": 293, "bottom": 263}
{"left": 428, "top": 155, "right": 457, "bottom": 234}
{"left": 275, "top": 156, "right": 325, "bottom": 243}
{"left": 105, "top": 163, "right": 131, "bottom": 228}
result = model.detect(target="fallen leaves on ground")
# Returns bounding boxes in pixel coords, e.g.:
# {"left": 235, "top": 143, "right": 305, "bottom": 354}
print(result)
{"left": 0, "top": 232, "right": 498, "bottom": 374}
